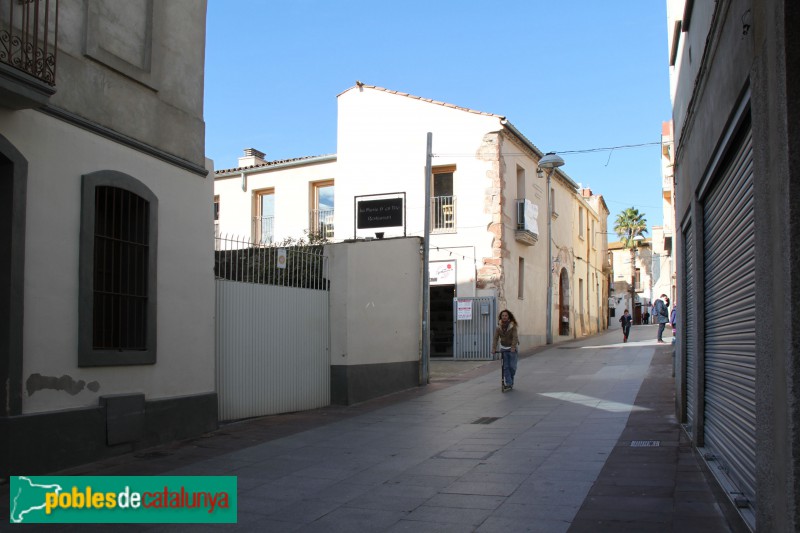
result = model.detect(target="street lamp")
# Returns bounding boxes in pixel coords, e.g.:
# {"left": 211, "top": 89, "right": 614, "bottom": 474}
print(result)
{"left": 537, "top": 152, "right": 564, "bottom": 345}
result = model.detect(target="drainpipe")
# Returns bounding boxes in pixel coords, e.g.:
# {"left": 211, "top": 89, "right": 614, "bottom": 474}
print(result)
{"left": 421, "top": 133, "right": 432, "bottom": 384}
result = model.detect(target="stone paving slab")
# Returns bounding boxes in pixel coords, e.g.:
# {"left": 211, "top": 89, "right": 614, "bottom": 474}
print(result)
{"left": 2, "top": 332, "right": 737, "bottom": 531}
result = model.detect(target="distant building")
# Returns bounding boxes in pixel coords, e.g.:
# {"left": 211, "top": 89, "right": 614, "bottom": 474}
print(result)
{"left": 667, "top": 1, "right": 799, "bottom": 530}
{"left": 215, "top": 83, "right": 610, "bottom": 356}
{"left": 0, "top": 0, "right": 215, "bottom": 475}
{"left": 608, "top": 238, "right": 654, "bottom": 324}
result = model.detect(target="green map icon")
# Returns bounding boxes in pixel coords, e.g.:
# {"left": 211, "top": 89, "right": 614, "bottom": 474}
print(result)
{"left": 10, "top": 476, "right": 63, "bottom": 523}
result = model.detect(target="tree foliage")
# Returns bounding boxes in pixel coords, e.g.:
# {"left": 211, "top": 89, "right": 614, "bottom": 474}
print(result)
{"left": 613, "top": 207, "right": 648, "bottom": 249}
{"left": 214, "top": 234, "right": 328, "bottom": 289}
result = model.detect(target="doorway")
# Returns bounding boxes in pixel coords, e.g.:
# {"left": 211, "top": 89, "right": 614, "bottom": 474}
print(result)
{"left": 558, "top": 268, "right": 570, "bottom": 336}
{"left": 430, "top": 284, "right": 455, "bottom": 357}
{"left": 0, "top": 135, "right": 26, "bottom": 418}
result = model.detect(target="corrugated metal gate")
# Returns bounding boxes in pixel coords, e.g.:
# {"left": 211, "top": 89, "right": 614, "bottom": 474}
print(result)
{"left": 214, "top": 237, "right": 330, "bottom": 421}
{"left": 684, "top": 224, "right": 696, "bottom": 436}
{"left": 453, "top": 297, "right": 496, "bottom": 360}
{"left": 701, "top": 125, "right": 756, "bottom": 509}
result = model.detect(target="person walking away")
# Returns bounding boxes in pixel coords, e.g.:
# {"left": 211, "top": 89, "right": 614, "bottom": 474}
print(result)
{"left": 493, "top": 309, "right": 519, "bottom": 392}
{"left": 619, "top": 309, "right": 632, "bottom": 342}
{"left": 654, "top": 294, "right": 671, "bottom": 343}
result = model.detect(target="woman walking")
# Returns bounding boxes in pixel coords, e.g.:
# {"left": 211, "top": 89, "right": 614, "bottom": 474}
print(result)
{"left": 493, "top": 309, "right": 520, "bottom": 392}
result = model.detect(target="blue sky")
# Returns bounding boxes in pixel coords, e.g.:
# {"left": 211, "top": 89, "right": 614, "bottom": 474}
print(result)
{"left": 205, "top": 1, "right": 671, "bottom": 235}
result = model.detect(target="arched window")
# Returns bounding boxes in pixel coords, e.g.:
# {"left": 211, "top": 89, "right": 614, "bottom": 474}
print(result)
{"left": 79, "top": 171, "right": 157, "bottom": 366}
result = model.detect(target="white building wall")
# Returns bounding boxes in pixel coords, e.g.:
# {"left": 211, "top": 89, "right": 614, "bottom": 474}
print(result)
{"left": 214, "top": 84, "right": 609, "bottom": 350}
{"left": 335, "top": 86, "right": 516, "bottom": 343}
{"left": 214, "top": 159, "right": 337, "bottom": 241}
{"left": 326, "top": 237, "right": 422, "bottom": 367}
{"left": 6, "top": 111, "right": 215, "bottom": 414}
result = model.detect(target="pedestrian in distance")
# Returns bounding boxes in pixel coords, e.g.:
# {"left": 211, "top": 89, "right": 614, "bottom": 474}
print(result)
{"left": 654, "top": 294, "right": 671, "bottom": 343}
{"left": 492, "top": 309, "right": 519, "bottom": 392}
{"left": 619, "top": 309, "right": 632, "bottom": 343}
{"left": 643, "top": 310, "right": 650, "bottom": 325}
{"left": 670, "top": 304, "right": 678, "bottom": 345}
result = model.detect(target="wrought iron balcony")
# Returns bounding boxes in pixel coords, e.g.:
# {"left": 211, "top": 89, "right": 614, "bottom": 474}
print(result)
{"left": 431, "top": 195, "right": 456, "bottom": 233}
{"left": 309, "top": 208, "right": 334, "bottom": 241}
{"left": 0, "top": 0, "right": 58, "bottom": 108}
{"left": 252, "top": 216, "right": 274, "bottom": 245}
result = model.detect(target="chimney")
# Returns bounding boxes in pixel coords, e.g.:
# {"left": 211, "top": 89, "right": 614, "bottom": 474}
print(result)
{"left": 581, "top": 188, "right": 592, "bottom": 197}
{"left": 238, "top": 148, "right": 267, "bottom": 167}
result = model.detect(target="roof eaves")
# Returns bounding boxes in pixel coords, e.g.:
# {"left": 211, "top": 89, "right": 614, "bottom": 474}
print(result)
{"left": 339, "top": 83, "right": 505, "bottom": 119}
{"left": 214, "top": 154, "right": 336, "bottom": 177}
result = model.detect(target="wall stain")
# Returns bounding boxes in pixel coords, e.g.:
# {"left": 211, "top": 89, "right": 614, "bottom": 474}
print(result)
{"left": 26, "top": 374, "right": 93, "bottom": 396}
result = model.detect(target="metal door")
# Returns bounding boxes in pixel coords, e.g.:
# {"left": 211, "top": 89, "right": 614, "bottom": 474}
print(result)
{"left": 453, "top": 297, "right": 496, "bottom": 360}
{"left": 684, "top": 224, "right": 696, "bottom": 436}
{"left": 702, "top": 125, "right": 756, "bottom": 509}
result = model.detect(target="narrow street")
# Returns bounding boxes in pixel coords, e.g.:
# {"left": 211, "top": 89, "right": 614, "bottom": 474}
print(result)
{"left": 3, "top": 327, "right": 732, "bottom": 532}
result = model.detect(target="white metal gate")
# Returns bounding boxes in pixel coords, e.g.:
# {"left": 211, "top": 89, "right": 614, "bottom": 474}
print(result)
{"left": 452, "top": 297, "right": 496, "bottom": 360}
{"left": 215, "top": 237, "right": 330, "bottom": 421}
{"left": 701, "top": 125, "right": 756, "bottom": 509}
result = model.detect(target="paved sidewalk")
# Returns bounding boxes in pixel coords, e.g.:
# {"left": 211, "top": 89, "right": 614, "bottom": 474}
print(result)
{"left": 3, "top": 330, "right": 733, "bottom": 532}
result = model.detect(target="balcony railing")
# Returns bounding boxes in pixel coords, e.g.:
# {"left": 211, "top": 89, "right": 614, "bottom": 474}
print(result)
{"left": 1, "top": 0, "right": 58, "bottom": 85}
{"left": 431, "top": 195, "right": 456, "bottom": 233}
{"left": 309, "top": 208, "right": 334, "bottom": 241}
{"left": 252, "top": 216, "right": 274, "bottom": 245}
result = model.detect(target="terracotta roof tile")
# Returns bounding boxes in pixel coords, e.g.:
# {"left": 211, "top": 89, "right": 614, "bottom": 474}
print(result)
{"left": 346, "top": 83, "right": 504, "bottom": 119}
{"left": 214, "top": 154, "right": 335, "bottom": 175}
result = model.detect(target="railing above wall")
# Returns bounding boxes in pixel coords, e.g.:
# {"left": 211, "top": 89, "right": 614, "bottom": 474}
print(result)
{"left": 0, "top": 0, "right": 58, "bottom": 85}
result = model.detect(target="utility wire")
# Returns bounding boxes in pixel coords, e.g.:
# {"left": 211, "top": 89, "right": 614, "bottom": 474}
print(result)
{"left": 432, "top": 141, "right": 662, "bottom": 159}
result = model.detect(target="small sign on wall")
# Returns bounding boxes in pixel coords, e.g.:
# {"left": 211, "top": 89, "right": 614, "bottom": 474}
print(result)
{"left": 430, "top": 261, "right": 456, "bottom": 286}
{"left": 356, "top": 198, "right": 404, "bottom": 229}
{"left": 456, "top": 299, "right": 473, "bottom": 321}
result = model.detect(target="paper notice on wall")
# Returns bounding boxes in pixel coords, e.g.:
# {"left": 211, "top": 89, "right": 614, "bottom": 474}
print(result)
{"left": 276, "top": 248, "right": 287, "bottom": 269}
{"left": 456, "top": 299, "right": 473, "bottom": 321}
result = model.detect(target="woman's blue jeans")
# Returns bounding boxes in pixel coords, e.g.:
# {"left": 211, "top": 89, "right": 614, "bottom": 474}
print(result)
{"left": 501, "top": 350, "right": 518, "bottom": 386}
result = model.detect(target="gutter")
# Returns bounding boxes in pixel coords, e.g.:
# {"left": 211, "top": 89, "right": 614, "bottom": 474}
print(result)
{"left": 214, "top": 154, "right": 337, "bottom": 179}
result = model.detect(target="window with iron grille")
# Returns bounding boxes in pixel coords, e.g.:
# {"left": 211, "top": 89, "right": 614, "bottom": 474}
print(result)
{"left": 80, "top": 171, "right": 157, "bottom": 366}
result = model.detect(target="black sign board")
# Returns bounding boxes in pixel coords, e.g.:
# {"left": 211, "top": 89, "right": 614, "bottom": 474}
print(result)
{"left": 357, "top": 198, "right": 404, "bottom": 229}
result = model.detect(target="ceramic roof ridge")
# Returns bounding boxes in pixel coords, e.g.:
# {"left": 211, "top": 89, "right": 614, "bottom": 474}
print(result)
{"left": 344, "top": 82, "right": 505, "bottom": 119}
{"left": 214, "top": 154, "right": 335, "bottom": 175}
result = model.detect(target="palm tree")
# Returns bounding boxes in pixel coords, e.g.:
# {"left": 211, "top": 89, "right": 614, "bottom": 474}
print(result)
{"left": 614, "top": 207, "right": 648, "bottom": 322}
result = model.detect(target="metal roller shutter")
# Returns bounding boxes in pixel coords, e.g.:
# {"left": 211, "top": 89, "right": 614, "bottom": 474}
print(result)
{"left": 684, "top": 225, "right": 695, "bottom": 436}
{"left": 702, "top": 126, "right": 756, "bottom": 508}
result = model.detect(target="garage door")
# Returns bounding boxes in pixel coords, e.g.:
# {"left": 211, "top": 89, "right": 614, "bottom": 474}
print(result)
{"left": 702, "top": 124, "right": 756, "bottom": 509}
